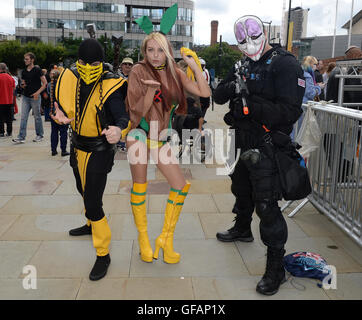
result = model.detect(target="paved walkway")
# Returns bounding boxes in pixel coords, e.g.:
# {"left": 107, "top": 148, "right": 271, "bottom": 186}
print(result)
{"left": 0, "top": 98, "right": 361, "bottom": 300}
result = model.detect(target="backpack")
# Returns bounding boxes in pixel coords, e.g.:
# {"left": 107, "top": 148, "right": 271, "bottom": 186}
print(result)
{"left": 283, "top": 251, "right": 331, "bottom": 282}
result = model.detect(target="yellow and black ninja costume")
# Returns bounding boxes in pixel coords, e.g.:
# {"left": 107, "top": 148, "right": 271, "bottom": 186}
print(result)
{"left": 55, "top": 39, "right": 129, "bottom": 281}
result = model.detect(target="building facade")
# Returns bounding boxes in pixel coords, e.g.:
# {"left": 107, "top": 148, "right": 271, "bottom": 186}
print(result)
{"left": 342, "top": 10, "right": 362, "bottom": 35}
{"left": 14, "top": 0, "right": 194, "bottom": 57}
{"left": 298, "top": 34, "right": 362, "bottom": 61}
{"left": 281, "top": 7, "right": 308, "bottom": 45}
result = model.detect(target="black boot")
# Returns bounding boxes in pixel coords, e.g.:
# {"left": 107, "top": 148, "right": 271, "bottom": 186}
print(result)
{"left": 256, "top": 247, "right": 286, "bottom": 296}
{"left": 69, "top": 224, "right": 92, "bottom": 236}
{"left": 89, "top": 254, "right": 111, "bottom": 281}
{"left": 216, "top": 215, "right": 254, "bottom": 242}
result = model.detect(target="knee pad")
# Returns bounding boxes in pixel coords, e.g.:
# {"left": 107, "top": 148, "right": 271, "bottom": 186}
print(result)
{"left": 255, "top": 200, "right": 278, "bottom": 221}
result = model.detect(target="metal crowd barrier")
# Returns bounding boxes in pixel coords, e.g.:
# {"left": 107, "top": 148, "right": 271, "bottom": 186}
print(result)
{"left": 283, "top": 101, "right": 362, "bottom": 247}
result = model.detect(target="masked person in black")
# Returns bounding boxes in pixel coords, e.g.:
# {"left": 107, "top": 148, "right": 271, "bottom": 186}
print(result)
{"left": 213, "top": 15, "right": 305, "bottom": 295}
{"left": 52, "top": 39, "right": 130, "bottom": 281}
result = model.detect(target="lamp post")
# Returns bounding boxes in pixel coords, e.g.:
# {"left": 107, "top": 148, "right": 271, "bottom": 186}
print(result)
{"left": 285, "top": 0, "right": 292, "bottom": 50}
{"left": 104, "top": 32, "right": 108, "bottom": 62}
{"left": 217, "top": 35, "right": 223, "bottom": 79}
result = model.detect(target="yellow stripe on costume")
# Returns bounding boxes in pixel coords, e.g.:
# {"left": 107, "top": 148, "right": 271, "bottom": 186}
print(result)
{"left": 76, "top": 149, "right": 92, "bottom": 192}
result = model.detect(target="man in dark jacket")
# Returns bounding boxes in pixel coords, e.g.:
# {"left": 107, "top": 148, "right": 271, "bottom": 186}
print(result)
{"left": 326, "top": 46, "right": 362, "bottom": 106}
{"left": 213, "top": 15, "right": 305, "bottom": 296}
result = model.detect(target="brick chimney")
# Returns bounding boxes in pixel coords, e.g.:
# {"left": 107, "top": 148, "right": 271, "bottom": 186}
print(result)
{"left": 211, "top": 20, "right": 218, "bottom": 46}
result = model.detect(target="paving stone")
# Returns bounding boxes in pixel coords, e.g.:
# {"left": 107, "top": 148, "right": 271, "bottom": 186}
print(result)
{"left": 130, "top": 239, "right": 247, "bottom": 278}
{"left": 0, "top": 241, "right": 41, "bottom": 278}
{"left": 77, "top": 277, "right": 194, "bottom": 300}
{"left": 28, "top": 240, "right": 132, "bottom": 278}
{"left": 0, "top": 279, "right": 81, "bottom": 300}
{"left": 0, "top": 195, "right": 84, "bottom": 215}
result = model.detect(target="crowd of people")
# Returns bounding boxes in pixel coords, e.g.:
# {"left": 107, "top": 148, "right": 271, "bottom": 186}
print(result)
{"left": 1, "top": 5, "right": 361, "bottom": 297}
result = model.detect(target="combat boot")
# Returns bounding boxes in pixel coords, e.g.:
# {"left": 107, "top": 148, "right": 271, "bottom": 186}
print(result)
{"left": 216, "top": 214, "right": 254, "bottom": 242}
{"left": 256, "top": 247, "right": 286, "bottom": 295}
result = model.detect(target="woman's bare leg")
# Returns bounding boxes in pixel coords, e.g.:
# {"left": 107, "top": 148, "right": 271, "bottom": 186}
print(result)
{"left": 151, "top": 143, "right": 186, "bottom": 189}
{"left": 127, "top": 139, "right": 149, "bottom": 183}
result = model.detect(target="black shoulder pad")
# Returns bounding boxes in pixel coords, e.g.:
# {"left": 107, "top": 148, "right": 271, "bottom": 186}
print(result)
{"left": 69, "top": 65, "right": 80, "bottom": 78}
{"left": 103, "top": 71, "right": 120, "bottom": 80}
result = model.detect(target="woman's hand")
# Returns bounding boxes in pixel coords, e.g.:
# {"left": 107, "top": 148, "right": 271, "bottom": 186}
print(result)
{"left": 140, "top": 79, "right": 161, "bottom": 90}
{"left": 52, "top": 102, "right": 74, "bottom": 125}
{"left": 101, "top": 126, "right": 122, "bottom": 144}
{"left": 181, "top": 53, "right": 199, "bottom": 72}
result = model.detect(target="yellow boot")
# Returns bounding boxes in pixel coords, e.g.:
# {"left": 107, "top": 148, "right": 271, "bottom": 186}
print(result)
{"left": 131, "top": 182, "right": 153, "bottom": 262}
{"left": 89, "top": 216, "right": 111, "bottom": 280}
{"left": 153, "top": 182, "right": 191, "bottom": 264}
{"left": 91, "top": 216, "right": 111, "bottom": 257}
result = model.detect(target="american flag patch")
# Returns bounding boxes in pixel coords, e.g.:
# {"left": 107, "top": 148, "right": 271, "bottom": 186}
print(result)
{"left": 298, "top": 78, "right": 305, "bottom": 88}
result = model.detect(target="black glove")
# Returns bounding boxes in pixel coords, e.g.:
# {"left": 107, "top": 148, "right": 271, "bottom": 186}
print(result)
{"left": 222, "top": 81, "right": 237, "bottom": 100}
{"left": 245, "top": 95, "right": 266, "bottom": 115}
{"left": 223, "top": 111, "right": 234, "bottom": 126}
{"left": 232, "top": 95, "right": 250, "bottom": 121}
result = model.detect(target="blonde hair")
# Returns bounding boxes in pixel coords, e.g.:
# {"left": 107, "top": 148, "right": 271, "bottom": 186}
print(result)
{"left": 141, "top": 32, "right": 178, "bottom": 83}
{"left": 302, "top": 56, "right": 318, "bottom": 70}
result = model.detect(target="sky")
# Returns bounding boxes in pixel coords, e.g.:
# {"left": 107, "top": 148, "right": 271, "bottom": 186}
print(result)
{"left": 0, "top": 0, "right": 361, "bottom": 45}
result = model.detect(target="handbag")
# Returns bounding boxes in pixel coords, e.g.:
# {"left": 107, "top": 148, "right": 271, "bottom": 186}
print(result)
{"left": 274, "top": 144, "right": 312, "bottom": 201}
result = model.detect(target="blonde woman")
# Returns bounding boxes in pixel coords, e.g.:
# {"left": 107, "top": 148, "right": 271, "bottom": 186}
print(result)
{"left": 126, "top": 31, "right": 210, "bottom": 264}
{"left": 302, "top": 56, "right": 322, "bottom": 103}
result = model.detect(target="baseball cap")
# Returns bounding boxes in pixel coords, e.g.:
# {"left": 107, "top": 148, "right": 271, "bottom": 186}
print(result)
{"left": 121, "top": 57, "right": 134, "bottom": 65}
{"left": 345, "top": 45, "right": 359, "bottom": 54}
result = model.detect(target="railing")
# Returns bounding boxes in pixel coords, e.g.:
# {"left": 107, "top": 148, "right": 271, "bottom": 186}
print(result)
{"left": 283, "top": 101, "right": 362, "bottom": 247}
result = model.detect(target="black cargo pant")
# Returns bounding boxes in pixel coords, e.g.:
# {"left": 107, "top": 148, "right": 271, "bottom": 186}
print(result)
{"left": 230, "top": 146, "right": 288, "bottom": 248}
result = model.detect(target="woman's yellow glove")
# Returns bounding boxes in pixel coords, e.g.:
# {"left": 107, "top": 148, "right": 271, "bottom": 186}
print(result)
{"left": 180, "top": 47, "right": 202, "bottom": 82}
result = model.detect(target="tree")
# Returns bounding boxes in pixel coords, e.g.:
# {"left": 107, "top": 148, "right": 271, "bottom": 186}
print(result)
{"left": 62, "top": 35, "right": 83, "bottom": 64}
{"left": 0, "top": 40, "right": 23, "bottom": 72}
{"left": 196, "top": 42, "right": 243, "bottom": 79}
{"left": 0, "top": 40, "right": 66, "bottom": 72}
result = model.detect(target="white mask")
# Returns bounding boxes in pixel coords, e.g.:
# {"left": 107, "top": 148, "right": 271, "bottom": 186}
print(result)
{"left": 234, "top": 15, "right": 266, "bottom": 62}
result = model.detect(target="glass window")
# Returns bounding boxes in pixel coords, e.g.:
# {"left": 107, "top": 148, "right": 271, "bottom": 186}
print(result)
{"left": 123, "top": 39, "right": 131, "bottom": 48}
{"left": 96, "top": 21, "right": 105, "bottom": 31}
{"left": 41, "top": 0, "right": 47, "bottom": 10}
{"left": 97, "top": 3, "right": 104, "bottom": 13}
{"left": 48, "top": 1, "right": 55, "bottom": 10}
{"left": 133, "top": 8, "right": 150, "bottom": 18}
{"left": 62, "top": 1, "right": 70, "bottom": 11}
{"left": 105, "top": 21, "right": 112, "bottom": 31}
{"left": 151, "top": 9, "right": 163, "bottom": 19}
{"left": 76, "top": 2, "right": 83, "bottom": 11}
{"left": 69, "top": 19, "right": 76, "bottom": 30}
{"left": 33, "top": 0, "right": 41, "bottom": 10}
{"left": 36, "top": 18, "right": 42, "bottom": 28}
{"left": 69, "top": 1, "right": 76, "bottom": 11}
{"left": 48, "top": 20, "right": 56, "bottom": 28}
{"left": 112, "top": 21, "right": 121, "bottom": 31}
{"left": 84, "top": 3, "right": 90, "bottom": 12}
{"left": 76, "top": 20, "right": 84, "bottom": 30}
{"left": 55, "top": 1, "right": 62, "bottom": 11}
